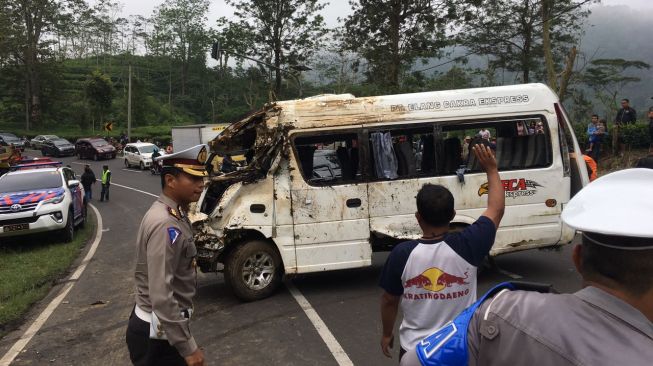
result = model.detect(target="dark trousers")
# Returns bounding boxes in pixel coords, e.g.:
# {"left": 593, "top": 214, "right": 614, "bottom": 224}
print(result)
{"left": 100, "top": 184, "right": 109, "bottom": 201}
{"left": 126, "top": 309, "right": 185, "bottom": 366}
{"left": 400, "top": 347, "right": 407, "bottom": 361}
{"left": 590, "top": 139, "right": 601, "bottom": 161}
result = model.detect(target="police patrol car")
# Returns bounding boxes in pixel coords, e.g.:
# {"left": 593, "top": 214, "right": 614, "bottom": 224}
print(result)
{"left": 0, "top": 162, "right": 86, "bottom": 242}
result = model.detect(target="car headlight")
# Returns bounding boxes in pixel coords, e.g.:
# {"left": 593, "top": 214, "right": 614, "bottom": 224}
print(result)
{"left": 43, "top": 195, "right": 65, "bottom": 205}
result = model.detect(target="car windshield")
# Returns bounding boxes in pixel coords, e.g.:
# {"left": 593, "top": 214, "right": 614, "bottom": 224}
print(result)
{"left": 0, "top": 171, "right": 62, "bottom": 193}
{"left": 53, "top": 139, "right": 70, "bottom": 146}
{"left": 91, "top": 139, "right": 109, "bottom": 147}
{"left": 44, "top": 135, "right": 58, "bottom": 140}
{"left": 1, "top": 134, "right": 19, "bottom": 142}
{"left": 138, "top": 145, "right": 156, "bottom": 154}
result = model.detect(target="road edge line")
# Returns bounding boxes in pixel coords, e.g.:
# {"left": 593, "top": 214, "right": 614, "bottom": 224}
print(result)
{"left": 0, "top": 204, "right": 103, "bottom": 366}
{"left": 286, "top": 282, "right": 354, "bottom": 366}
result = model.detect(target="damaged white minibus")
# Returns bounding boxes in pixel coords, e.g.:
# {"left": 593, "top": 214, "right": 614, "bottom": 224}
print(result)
{"left": 191, "top": 83, "right": 589, "bottom": 301}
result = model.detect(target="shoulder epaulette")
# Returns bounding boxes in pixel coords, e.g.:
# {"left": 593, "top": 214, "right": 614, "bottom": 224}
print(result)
{"left": 167, "top": 206, "right": 181, "bottom": 220}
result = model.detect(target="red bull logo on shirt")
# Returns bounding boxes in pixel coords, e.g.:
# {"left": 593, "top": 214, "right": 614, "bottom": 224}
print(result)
{"left": 405, "top": 267, "right": 469, "bottom": 293}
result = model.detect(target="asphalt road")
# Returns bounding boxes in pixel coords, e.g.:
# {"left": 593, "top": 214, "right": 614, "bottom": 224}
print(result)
{"left": 0, "top": 151, "right": 582, "bottom": 366}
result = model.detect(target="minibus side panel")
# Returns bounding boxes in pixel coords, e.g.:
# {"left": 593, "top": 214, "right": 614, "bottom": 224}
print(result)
{"left": 287, "top": 130, "right": 373, "bottom": 273}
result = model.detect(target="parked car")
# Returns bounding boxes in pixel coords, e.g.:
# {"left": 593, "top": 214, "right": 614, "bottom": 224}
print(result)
{"left": 123, "top": 142, "right": 158, "bottom": 170}
{"left": 30, "top": 135, "right": 59, "bottom": 149}
{"left": 75, "top": 138, "right": 116, "bottom": 160}
{"left": 42, "top": 138, "right": 76, "bottom": 157}
{"left": 0, "top": 163, "right": 86, "bottom": 242}
{"left": 0, "top": 133, "right": 27, "bottom": 151}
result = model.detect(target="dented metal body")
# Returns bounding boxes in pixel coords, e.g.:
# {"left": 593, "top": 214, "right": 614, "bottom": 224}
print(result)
{"left": 192, "top": 83, "right": 588, "bottom": 276}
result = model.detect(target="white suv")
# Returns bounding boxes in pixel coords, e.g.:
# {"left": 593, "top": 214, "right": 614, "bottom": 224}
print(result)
{"left": 124, "top": 142, "right": 158, "bottom": 170}
{"left": 0, "top": 165, "right": 86, "bottom": 242}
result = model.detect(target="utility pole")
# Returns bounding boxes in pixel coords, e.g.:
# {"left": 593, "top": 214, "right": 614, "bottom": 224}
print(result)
{"left": 127, "top": 63, "right": 132, "bottom": 141}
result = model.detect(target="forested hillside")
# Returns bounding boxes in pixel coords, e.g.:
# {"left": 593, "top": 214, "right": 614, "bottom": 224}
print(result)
{"left": 0, "top": 0, "right": 650, "bottom": 138}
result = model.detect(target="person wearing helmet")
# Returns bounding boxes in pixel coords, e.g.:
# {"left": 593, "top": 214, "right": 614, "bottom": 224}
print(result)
{"left": 401, "top": 168, "right": 653, "bottom": 366}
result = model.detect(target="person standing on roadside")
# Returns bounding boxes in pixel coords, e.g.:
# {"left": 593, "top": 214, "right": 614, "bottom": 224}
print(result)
{"left": 613, "top": 99, "right": 637, "bottom": 155}
{"left": 80, "top": 164, "right": 97, "bottom": 201}
{"left": 379, "top": 144, "right": 505, "bottom": 361}
{"left": 585, "top": 114, "right": 605, "bottom": 161}
{"left": 100, "top": 165, "right": 111, "bottom": 202}
{"left": 126, "top": 144, "right": 208, "bottom": 366}
{"left": 401, "top": 168, "right": 653, "bottom": 366}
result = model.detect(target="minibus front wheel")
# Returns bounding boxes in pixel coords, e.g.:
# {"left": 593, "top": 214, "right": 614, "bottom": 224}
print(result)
{"left": 224, "top": 240, "right": 283, "bottom": 301}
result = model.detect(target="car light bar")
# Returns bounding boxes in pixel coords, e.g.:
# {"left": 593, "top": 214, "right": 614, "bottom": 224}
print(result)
{"left": 11, "top": 161, "right": 63, "bottom": 170}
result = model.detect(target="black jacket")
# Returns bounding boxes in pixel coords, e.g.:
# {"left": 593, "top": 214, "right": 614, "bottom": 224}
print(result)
{"left": 615, "top": 107, "right": 637, "bottom": 125}
{"left": 81, "top": 171, "right": 96, "bottom": 189}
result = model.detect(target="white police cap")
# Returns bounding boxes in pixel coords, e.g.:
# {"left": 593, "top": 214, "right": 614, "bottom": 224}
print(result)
{"left": 561, "top": 168, "right": 653, "bottom": 244}
{"left": 154, "top": 144, "right": 209, "bottom": 177}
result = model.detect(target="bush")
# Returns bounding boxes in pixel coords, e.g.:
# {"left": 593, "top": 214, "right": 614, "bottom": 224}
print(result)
{"left": 621, "top": 123, "right": 651, "bottom": 148}
{"left": 573, "top": 122, "right": 650, "bottom": 150}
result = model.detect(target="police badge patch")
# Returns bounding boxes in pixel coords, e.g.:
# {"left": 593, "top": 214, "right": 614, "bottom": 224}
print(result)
{"left": 167, "top": 227, "right": 181, "bottom": 245}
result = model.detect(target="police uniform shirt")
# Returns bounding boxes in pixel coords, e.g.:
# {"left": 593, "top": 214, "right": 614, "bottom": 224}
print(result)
{"left": 464, "top": 286, "right": 653, "bottom": 365}
{"left": 134, "top": 194, "right": 198, "bottom": 357}
{"left": 379, "top": 216, "right": 496, "bottom": 350}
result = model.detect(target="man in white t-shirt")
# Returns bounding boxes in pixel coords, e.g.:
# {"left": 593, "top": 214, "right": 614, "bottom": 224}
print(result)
{"left": 379, "top": 144, "right": 505, "bottom": 361}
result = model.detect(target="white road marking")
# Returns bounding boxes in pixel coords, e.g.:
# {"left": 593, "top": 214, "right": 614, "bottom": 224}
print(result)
{"left": 286, "top": 282, "right": 354, "bottom": 366}
{"left": 0, "top": 204, "right": 103, "bottom": 366}
{"left": 111, "top": 182, "right": 158, "bottom": 198}
{"left": 497, "top": 268, "right": 523, "bottom": 279}
{"left": 121, "top": 169, "right": 143, "bottom": 173}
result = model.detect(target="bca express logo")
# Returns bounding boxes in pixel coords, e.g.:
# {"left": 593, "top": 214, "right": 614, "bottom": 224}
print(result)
{"left": 478, "top": 178, "right": 543, "bottom": 199}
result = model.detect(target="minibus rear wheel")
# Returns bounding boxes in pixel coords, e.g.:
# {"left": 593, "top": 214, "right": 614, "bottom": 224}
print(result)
{"left": 224, "top": 240, "right": 283, "bottom": 301}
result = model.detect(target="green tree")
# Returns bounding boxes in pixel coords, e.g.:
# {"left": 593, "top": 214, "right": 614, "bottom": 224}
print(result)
{"left": 1, "top": 0, "right": 65, "bottom": 129}
{"left": 85, "top": 69, "right": 114, "bottom": 132}
{"left": 221, "top": 0, "right": 329, "bottom": 96}
{"left": 341, "top": 0, "right": 461, "bottom": 89}
{"left": 581, "top": 58, "right": 650, "bottom": 122}
{"left": 459, "top": 0, "right": 589, "bottom": 85}
{"left": 149, "top": 0, "right": 210, "bottom": 97}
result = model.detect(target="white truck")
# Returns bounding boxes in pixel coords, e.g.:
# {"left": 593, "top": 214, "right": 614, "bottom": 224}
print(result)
{"left": 171, "top": 124, "right": 229, "bottom": 152}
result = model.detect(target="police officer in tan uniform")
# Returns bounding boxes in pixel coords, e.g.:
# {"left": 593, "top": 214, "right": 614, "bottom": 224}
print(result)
{"left": 126, "top": 144, "right": 209, "bottom": 366}
{"left": 401, "top": 168, "right": 653, "bottom": 366}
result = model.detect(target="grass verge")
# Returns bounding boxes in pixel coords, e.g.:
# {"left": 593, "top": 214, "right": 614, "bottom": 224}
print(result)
{"left": 0, "top": 209, "right": 97, "bottom": 337}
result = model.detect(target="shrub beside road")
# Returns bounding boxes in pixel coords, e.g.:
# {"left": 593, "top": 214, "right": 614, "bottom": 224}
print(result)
{"left": 0, "top": 209, "right": 97, "bottom": 337}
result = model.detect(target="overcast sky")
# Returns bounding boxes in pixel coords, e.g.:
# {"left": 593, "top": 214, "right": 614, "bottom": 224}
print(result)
{"left": 96, "top": 0, "right": 652, "bottom": 27}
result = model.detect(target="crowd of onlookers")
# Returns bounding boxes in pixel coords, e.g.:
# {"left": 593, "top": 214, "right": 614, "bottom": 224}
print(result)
{"left": 585, "top": 98, "right": 653, "bottom": 170}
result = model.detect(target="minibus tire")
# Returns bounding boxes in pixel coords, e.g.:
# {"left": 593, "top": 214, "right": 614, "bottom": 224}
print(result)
{"left": 224, "top": 240, "right": 282, "bottom": 301}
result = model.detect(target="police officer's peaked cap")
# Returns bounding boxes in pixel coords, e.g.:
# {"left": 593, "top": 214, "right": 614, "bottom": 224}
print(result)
{"left": 561, "top": 168, "right": 653, "bottom": 248}
{"left": 154, "top": 144, "right": 209, "bottom": 177}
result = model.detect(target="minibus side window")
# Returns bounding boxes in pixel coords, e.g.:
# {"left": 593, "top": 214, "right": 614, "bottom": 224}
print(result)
{"left": 367, "top": 127, "right": 436, "bottom": 180}
{"left": 440, "top": 118, "right": 552, "bottom": 174}
{"left": 293, "top": 133, "right": 361, "bottom": 185}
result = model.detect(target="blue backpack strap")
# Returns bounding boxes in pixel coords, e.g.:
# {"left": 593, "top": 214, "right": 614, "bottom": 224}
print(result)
{"left": 414, "top": 281, "right": 554, "bottom": 366}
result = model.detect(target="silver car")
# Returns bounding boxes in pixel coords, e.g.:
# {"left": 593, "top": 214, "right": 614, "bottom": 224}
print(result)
{"left": 30, "top": 135, "right": 59, "bottom": 149}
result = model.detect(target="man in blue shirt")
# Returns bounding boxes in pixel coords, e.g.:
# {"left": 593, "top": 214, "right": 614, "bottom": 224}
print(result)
{"left": 379, "top": 144, "right": 505, "bottom": 361}
{"left": 586, "top": 114, "right": 604, "bottom": 161}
